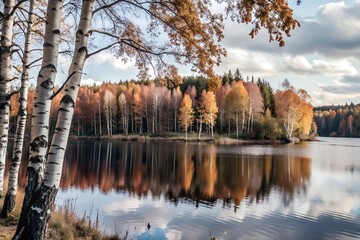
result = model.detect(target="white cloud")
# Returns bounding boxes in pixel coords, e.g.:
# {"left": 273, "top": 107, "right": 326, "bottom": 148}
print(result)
{"left": 217, "top": 48, "right": 276, "bottom": 76}
{"left": 87, "top": 52, "right": 134, "bottom": 70}
{"left": 81, "top": 78, "right": 102, "bottom": 86}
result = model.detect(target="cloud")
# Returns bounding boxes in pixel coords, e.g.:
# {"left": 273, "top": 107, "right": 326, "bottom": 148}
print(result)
{"left": 217, "top": 50, "right": 358, "bottom": 77}
{"left": 283, "top": 57, "right": 358, "bottom": 76}
{"left": 81, "top": 78, "right": 103, "bottom": 86}
{"left": 216, "top": 48, "right": 276, "bottom": 76}
{"left": 312, "top": 74, "right": 360, "bottom": 105}
{"left": 222, "top": 1, "right": 360, "bottom": 59}
{"left": 83, "top": 52, "right": 139, "bottom": 82}
{"left": 86, "top": 52, "right": 135, "bottom": 70}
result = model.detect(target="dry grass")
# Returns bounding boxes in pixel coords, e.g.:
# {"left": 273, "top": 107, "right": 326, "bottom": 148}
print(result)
{"left": 0, "top": 190, "right": 124, "bottom": 240}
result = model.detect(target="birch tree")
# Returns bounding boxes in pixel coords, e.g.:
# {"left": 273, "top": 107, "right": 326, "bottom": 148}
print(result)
{"left": 0, "top": 0, "right": 15, "bottom": 198}
{"left": 179, "top": 94, "right": 194, "bottom": 139}
{"left": 1, "top": 0, "right": 35, "bottom": 218}
{"left": 275, "top": 87, "right": 313, "bottom": 141}
{"left": 103, "top": 90, "right": 114, "bottom": 135}
{"left": 119, "top": 92, "right": 129, "bottom": 135}
{"left": 14, "top": 3, "right": 64, "bottom": 229}
{"left": 14, "top": 0, "right": 93, "bottom": 238}
{"left": 203, "top": 91, "right": 218, "bottom": 137}
{"left": 172, "top": 87, "right": 182, "bottom": 132}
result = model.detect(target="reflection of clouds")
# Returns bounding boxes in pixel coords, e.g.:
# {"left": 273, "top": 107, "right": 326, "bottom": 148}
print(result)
{"left": 104, "top": 198, "right": 142, "bottom": 215}
{"left": 55, "top": 139, "right": 360, "bottom": 239}
{"left": 165, "top": 229, "right": 182, "bottom": 240}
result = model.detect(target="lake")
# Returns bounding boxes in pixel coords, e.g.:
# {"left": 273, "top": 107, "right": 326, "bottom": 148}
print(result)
{"left": 10, "top": 137, "right": 360, "bottom": 239}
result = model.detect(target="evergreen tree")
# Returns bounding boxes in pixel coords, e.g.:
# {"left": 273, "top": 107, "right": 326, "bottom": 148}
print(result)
{"left": 234, "top": 68, "right": 242, "bottom": 82}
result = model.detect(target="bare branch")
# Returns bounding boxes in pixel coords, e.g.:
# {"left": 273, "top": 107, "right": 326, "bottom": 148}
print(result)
{"left": 86, "top": 41, "right": 120, "bottom": 58}
{"left": 50, "top": 71, "right": 77, "bottom": 100}
{"left": 1, "top": 0, "right": 29, "bottom": 20}
{"left": 93, "top": 0, "right": 125, "bottom": 14}
{"left": 89, "top": 29, "right": 119, "bottom": 39}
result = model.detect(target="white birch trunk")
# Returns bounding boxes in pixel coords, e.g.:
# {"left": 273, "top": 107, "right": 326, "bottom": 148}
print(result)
{"left": 23, "top": 0, "right": 63, "bottom": 203}
{"left": 14, "top": 1, "right": 94, "bottom": 239}
{"left": 14, "top": 0, "right": 64, "bottom": 238}
{"left": 98, "top": 102, "right": 102, "bottom": 135}
{"left": 0, "top": 0, "right": 15, "bottom": 198}
{"left": 236, "top": 113, "right": 239, "bottom": 139}
{"left": 45, "top": 0, "right": 94, "bottom": 189}
{"left": 198, "top": 115, "right": 202, "bottom": 139}
{"left": 1, "top": 0, "right": 34, "bottom": 218}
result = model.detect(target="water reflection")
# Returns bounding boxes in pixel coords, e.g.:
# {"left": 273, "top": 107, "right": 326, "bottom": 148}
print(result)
{"left": 59, "top": 141, "right": 311, "bottom": 208}
{"left": 7, "top": 139, "right": 360, "bottom": 239}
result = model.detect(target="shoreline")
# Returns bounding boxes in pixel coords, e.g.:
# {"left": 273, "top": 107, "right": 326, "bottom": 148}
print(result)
{"left": 68, "top": 133, "right": 303, "bottom": 145}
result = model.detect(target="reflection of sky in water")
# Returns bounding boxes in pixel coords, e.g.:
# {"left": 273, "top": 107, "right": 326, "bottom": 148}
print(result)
{"left": 57, "top": 138, "right": 360, "bottom": 239}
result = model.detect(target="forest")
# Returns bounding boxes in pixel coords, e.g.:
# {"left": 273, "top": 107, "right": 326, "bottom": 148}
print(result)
{"left": 9, "top": 74, "right": 315, "bottom": 141}
{"left": 314, "top": 103, "right": 360, "bottom": 137}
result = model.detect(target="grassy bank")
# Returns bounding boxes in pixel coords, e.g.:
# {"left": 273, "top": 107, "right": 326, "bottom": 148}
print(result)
{"left": 0, "top": 191, "right": 123, "bottom": 240}
{"left": 69, "top": 132, "right": 291, "bottom": 144}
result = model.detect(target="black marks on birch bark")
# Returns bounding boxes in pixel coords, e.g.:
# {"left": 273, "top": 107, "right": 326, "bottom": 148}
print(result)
{"left": 30, "top": 135, "right": 47, "bottom": 152}
{"left": 60, "top": 95, "right": 75, "bottom": 108}
{"left": 52, "top": 29, "right": 60, "bottom": 35}
{"left": 14, "top": 184, "right": 58, "bottom": 240}
{"left": 40, "top": 78, "right": 54, "bottom": 90}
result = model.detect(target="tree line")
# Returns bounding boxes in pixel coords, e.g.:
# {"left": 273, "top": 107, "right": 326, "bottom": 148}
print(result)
{"left": 314, "top": 103, "right": 360, "bottom": 137}
{"left": 9, "top": 76, "right": 315, "bottom": 141}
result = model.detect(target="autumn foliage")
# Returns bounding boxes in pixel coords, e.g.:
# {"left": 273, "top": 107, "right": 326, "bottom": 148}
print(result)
{"left": 9, "top": 75, "right": 314, "bottom": 140}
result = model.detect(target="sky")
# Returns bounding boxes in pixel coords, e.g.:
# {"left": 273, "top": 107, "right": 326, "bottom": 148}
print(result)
{"left": 58, "top": 0, "right": 360, "bottom": 107}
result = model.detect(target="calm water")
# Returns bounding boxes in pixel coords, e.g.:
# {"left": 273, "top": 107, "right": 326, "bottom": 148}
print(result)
{"left": 9, "top": 137, "right": 360, "bottom": 239}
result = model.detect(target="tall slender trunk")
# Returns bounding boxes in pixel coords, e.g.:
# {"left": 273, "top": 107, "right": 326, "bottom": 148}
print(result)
{"left": 145, "top": 104, "right": 149, "bottom": 133}
{"left": 0, "top": 0, "right": 15, "bottom": 197}
{"left": 236, "top": 113, "right": 239, "bottom": 139}
{"left": 198, "top": 115, "right": 202, "bottom": 139}
{"left": 242, "top": 110, "right": 245, "bottom": 136}
{"left": 228, "top": 117, "right": 230, "bottom": 135}
{"left": 13, "top": 1, "right": 94, "bottom": 239}
{"left": 16, "top": 1, "right": 63, "bottom": 227}
{"left": 94, "top": 110, "right": 97, "bottom": 135}
{"left": 1, "top": 0, "right": 34, "bottom": 218}
{"left": 105, "top": 106, "right": 110, "bottom": 135}
{"left": 98, "top": 102, "right": 102, "bottom": 135}
{"left": 109, "top": 105, "right": 113, "bottom": 135}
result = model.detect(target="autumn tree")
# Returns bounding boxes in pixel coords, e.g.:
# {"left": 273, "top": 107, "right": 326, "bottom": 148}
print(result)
{"left": 179, "top": 94, "right": 194, "bottom": 138}
{"left": 225, "top": 81, "right": 249, "bottom": 138}
{"left": 103, "top": 90, "right": 115, "bottom": 135}
{"left": 275, "top": 81, "right": 313, "bottom": 141}
{"left": 244, "top": 82, "right": 264, "bottom": 133}
{"left": 203, "top": 91, "right": 218, "bottom": 137}
{"left": 197, "top": 90, "right": 207, "bottom": 138}
{"left": 172, "top": 87, "right": 182, "bottom": 132}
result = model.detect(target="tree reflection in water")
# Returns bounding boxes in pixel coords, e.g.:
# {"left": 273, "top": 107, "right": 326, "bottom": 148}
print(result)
{"left": 13, "top": 141, "right": 310, "bottom": 208}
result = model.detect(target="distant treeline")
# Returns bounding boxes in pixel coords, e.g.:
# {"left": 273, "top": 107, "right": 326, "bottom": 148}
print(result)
{"left": 9, "top": 70, "right": 314, "bottom": 140}
{"left": 314, "top": 103, "right": 360, "bottom": 137}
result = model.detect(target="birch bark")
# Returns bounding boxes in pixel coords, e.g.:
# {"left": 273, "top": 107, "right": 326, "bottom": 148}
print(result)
{"left": 0, "top": 0, "right": 15, "bottom": 198}
{"left": 1, "top": 0, "right": 35, "bottom": 218}
{"left": 13, "top": 1, "right": 95, "bottom": 239}
{"left": 14, "top": 0, "right": 63, "bottom": 238}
